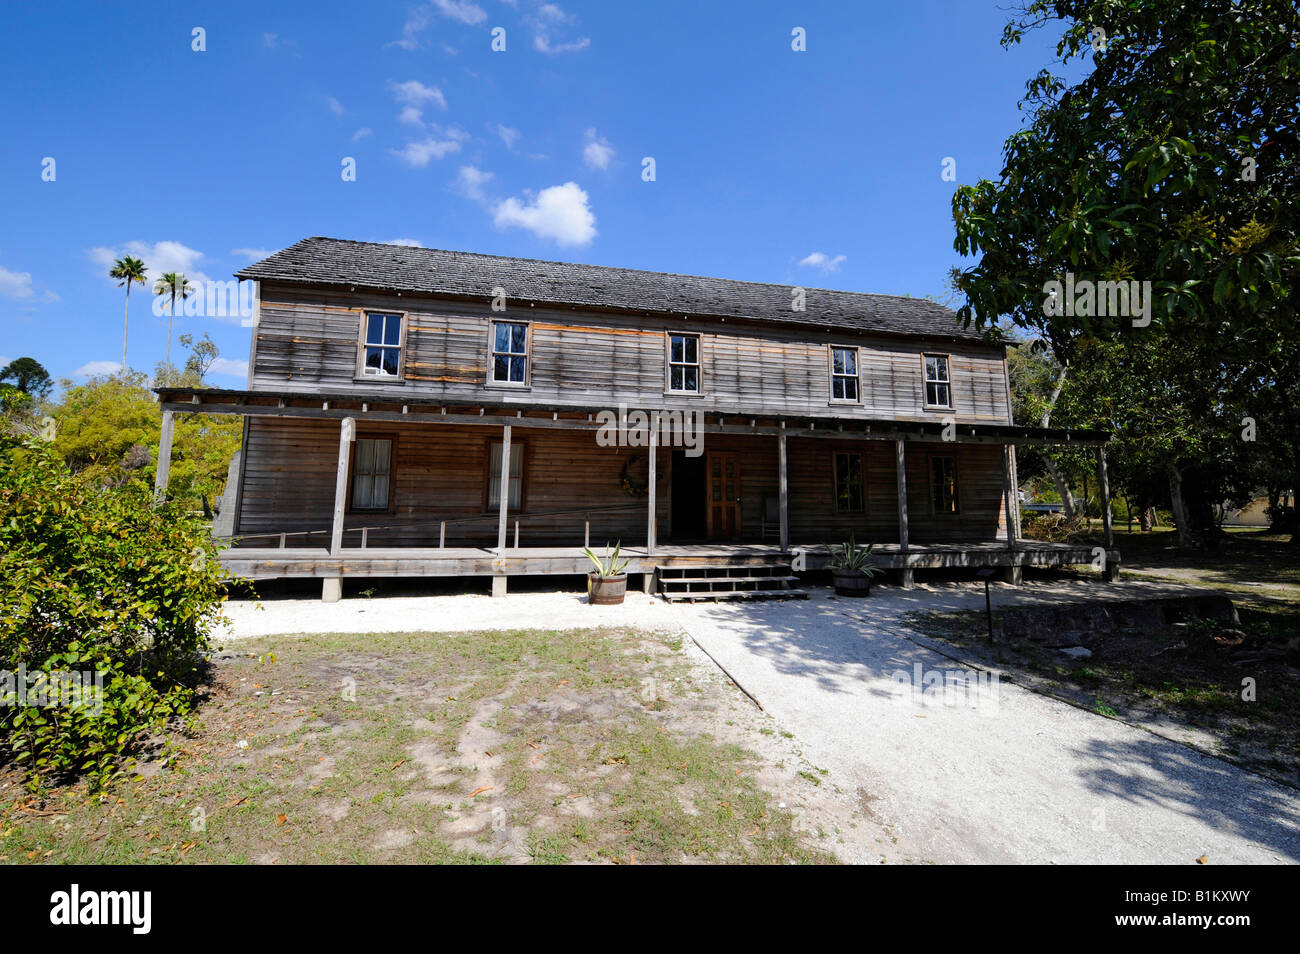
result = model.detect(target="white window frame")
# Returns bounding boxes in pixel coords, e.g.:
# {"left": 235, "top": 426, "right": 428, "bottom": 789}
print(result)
{"left": 922, "top": 353, "right": 953, "bottom": 409}
{"left": 357, "top": 311, "right": 407, "bottom": 380}
{"left": 829, "top": 345, "right": 861, "bottom": 404}
{"left": 666, "top": 332, "right": 702, "bottom": 394}
{"left": 489, "top": 320, "right": 531, "bottom": 388}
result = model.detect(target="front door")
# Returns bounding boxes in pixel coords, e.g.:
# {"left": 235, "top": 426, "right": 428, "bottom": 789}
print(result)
{"left": 706, "top": 452, "right": 741, "bottom": 540}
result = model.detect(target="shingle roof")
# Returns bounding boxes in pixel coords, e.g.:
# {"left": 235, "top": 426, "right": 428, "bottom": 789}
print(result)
{"left": 236, "top": 236, "right": 984, "bottom": 342}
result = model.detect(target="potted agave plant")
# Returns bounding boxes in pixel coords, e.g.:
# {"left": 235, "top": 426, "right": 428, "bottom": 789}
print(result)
{"left": 584, "top": 541, "right": 630, "bottom": 605}
{"left": 828, "top": 534, "right": 886, "bottom": 597}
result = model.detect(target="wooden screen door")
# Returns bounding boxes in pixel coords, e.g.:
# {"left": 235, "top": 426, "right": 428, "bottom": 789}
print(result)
{"left": 706, "top": 452, "right": 741, "bottom": 539}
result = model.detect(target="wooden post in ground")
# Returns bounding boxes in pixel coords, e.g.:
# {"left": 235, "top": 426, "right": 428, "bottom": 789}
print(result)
{"left": 153, "top": 409, "right": 175, "bottom": 505}
{"left": 778, "top": 430, "right": 789, "bottom": 552}
{"left": 324, "top": 417, "right": 355, "bottom": 602}
{"left": 895, "top": 439, "right": 913, "bottom": 588}
{"left": 1001, "top": 444, "right": 1022, "bottom": 585}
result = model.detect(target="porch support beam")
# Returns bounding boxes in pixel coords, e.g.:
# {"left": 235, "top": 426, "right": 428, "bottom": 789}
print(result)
{"left": 496, "top": 424, "right": 512, "bottom": 554}
{"left": 646, "top": 417, "right": 658, "bottom": 556}
{"left": 1001, "top": 444, "right": 1022, "bottom": 585}
{"left": 153, "top": 408, "right": 175, "bottom": 505}
{"left": 325, "top": 417, "right": 355, "bottom": 602}
{"left": 895, "top": 440, "right": 913, "bottom": 588}
{"left": 778, "top": 430, "right": 789, "bottom": 552}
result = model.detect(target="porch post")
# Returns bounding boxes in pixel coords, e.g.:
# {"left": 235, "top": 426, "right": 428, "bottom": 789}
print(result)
{"left": 1096, "top": 445, "right": 1117, "bottom": 580}
{"left": 778, "top": 429, "right": 789, "bottom": 552}
{"left": 895, "top": 439, "right": 913, "bottom": 588}
{"left": 646, "top": 416, "right": 658, "bottom": 556}
{"left": 1001, "top": 443, "right": 1022, "bottom": 585}
{"left": 153, "top": 408, "right": 175, "bottom": 505}
{"left": 493, "top": 423, "right": 512, "bottom": 597}
{"left": 324, "top": 417, "right": 355, "bottom": 603}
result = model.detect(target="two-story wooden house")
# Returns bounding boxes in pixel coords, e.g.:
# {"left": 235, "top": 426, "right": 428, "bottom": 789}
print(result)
{"left": 153, "top": 237, "right": 1117, "bottom": 600}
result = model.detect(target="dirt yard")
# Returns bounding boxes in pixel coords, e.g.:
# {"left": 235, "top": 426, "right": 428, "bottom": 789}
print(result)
{"left": 0, "top": 626, "right": 913, "bottom": 865}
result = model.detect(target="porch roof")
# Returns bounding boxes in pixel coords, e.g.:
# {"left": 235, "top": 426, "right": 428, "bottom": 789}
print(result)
{"left": 154, "top": 386, "right": 1110, "bottom": 447}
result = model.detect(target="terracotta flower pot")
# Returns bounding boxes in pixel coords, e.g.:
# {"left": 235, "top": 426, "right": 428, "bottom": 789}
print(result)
{"left": 588, "top": 572, "right": 628, "bottom": 605}
{"left": 832, "top": 568, "right": 874, "bottom": 597}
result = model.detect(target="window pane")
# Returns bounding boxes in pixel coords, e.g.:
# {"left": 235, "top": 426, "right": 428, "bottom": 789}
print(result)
{"left": 371, "top": 474, "right": 389, "bottom": 508}
{"left": 510, "top": 324, "right": 527, "bottom": 353}
{"left": 844, "top": 350, "right": 857, "bottom": 375}
{"left": 367, "top": 313, "right": 385, "bottom": 345}
{"left": 670, "top": 366, "right": 683, "bottom": 391}
{"left": 682, "top": 367, "right": 698, "bottom": 392}
{"left": 683, "top": 336, "right": 697, "bottom": 364}
{"left": 489, "top": 442, "right": 503, "bottom": 472}
{"left": 832, "top": 377, "right": 845, "bottom": 400}
{"left": 669, "top": 336, "right": 683, "bottom": 363}
{"left": 385, "top": 314, "right": 402, "bottom": 345}
{"left": 353, "top": 474, "right": 373, "bottom": 509}
{"left": 372, "top": 440, "right": 391, "bottom": 475}
{"left": 844, "top": 378, "right": 858, "bottom": 401}
{"left": 509, "top": 356, "right": 526, "bottom": 382}
{"left": 355, "top": 439, "right": 374, "bottom": 474}
{"left": 364, "top": 347, "right": 384, "bottom": 372}
{"left": 494, "top": 323, "right": 511, "bottom": 353}
{"left": 494, "top": 356, "right": 510, "bottom": 382}
{"left": 832, "top": 350, "right": 845, "bottom": 374}
{"left": 382, "top": 347, "right": 399, "bottom": 376}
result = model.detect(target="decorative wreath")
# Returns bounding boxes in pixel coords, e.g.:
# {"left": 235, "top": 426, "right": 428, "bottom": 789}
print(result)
{"left": 619, "top": 455, "right": 663, "bottom": 498}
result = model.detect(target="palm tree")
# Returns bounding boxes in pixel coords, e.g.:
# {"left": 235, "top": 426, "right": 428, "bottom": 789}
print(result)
{"left": 153, "top": 271, "right": 194, "bottom": 369}
{"left": 109, "top": 255, "right": 148, "bottom": 372}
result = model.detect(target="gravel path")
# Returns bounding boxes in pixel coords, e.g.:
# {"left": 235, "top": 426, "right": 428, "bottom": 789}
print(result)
{"left": 675, "top": 582, "right": 1300, "bottom": 864}
{"left": 219, "top": 579, "right": 1300, "bottom": 864}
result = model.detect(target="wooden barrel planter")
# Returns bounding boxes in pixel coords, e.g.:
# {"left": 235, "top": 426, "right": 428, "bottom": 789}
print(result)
{"left": 588, "top": 573, "right": 628, "bottom": 605}
{"left": 831, "top": 568, "right": 874, "bottom": 597}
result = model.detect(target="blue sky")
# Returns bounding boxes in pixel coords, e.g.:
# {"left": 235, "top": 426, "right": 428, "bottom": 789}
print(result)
{"left": 0, "top": 0, "right": 1072, "bottom": 387}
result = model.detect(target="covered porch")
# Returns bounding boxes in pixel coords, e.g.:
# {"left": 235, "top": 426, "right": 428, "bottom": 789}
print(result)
{"left": 153, "top": 387, "right": 1117, "bottom": 600}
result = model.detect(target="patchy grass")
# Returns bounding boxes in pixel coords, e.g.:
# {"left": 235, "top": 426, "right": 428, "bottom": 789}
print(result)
{"left": 903, "top": 607, "right": 1300, "bottom": 787}
{"left": 0, "top": 628, "right": 836, "bottom": 865}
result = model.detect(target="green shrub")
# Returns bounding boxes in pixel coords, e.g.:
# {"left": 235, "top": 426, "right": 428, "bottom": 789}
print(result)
{"left": 0, "top": 433, "right": 228, "bottom": 788}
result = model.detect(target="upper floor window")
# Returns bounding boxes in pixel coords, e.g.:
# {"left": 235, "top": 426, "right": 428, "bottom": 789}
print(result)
{"left": 668, "top": 333, "right": 700, "bottom": 393}
{"left": 361, "top": 312, "right": 403, "bottom": 378}
{"left": 492, "top": 321, "right": 529, "bottom": 385}
{"left": 350, "top": 437, "right": 393, "bottom": 511}
{"left": 923, "top": 354, "right": 952, "bottom": 408}
{"left": 830, "top": 346, "right": 860, "bottom": 402}
{"left": 931, "top": 455, "right": 959, "bottom": 513}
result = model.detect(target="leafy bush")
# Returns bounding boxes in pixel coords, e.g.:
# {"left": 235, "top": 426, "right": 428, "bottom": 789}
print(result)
{"left": 0, "top": 433, "right": 228, "bottom": 788}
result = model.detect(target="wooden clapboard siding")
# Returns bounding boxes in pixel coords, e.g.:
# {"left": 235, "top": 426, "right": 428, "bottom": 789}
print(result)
{"left": 236, "top": 417, "right": 1010, "bottom": 549}
{"left": 250, "top": 282, "right": 1011, "bottom": 423}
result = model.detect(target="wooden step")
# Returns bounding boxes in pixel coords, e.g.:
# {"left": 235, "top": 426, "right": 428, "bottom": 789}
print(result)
{"left": 655, "top": 562, "right": 807, "bottom": 602}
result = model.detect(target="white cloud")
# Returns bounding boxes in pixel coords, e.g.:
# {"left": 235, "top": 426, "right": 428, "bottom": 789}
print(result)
{"left": 390, "top": 129, "right": 466, "bottom": 167}
{"left": 798, "top": 252, "right": 847, "bottom": 274}
{"left": 537, "top": 3, "right": 568, "bottom": 22}
{"left": 352, "top": 127, "right": 373, "bottom": 142}
{"left": 497, "top": 124, "right": 520, "bottom": 150}
{"left": 534, "top": 33, "right": 590, "bottom": 54}
{"left": 390, "top": 5, "right": 433, "bottom": 50}
{"left": 89, "top": 241, "right": 211, "bottom": 289}
{"left": 389, "top": 79, "right": 448, "bottom": 111}
{"left": 493, "top": 182, "right": 596, "bottom": 246}
{"left": 231, "top": 248, "right": 274, "bottom": 261}
{"left": 73, "top": 360, "right": 122, "bottom": 378}
{"left": 0, "top": 266, "right": 34, "bottom": 299}
{"left": 432, "top": 0, "right": 486, "bottom": 24}
{"left": 209, "top": 357, "right": 249, "bottom": 380}
{"left": 455, "top": 165, "right": 494, "bottom": 200}
{"left": 262, "top": 33, "right": 296, "bottom": 50}
{"left": 398, "top": 106, "right": 425, "bottom": 126}
{"left": 385, "top": 238, "right": 424, "bottom": 247}
{"left": 327, "top": 96, "right": 345, "bottom": 116}
{"left": 583, "top": 128, "right": 614, "bottom": 170}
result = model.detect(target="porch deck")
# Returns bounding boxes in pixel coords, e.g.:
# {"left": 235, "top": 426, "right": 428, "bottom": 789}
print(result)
{"left": 221, "top": 540, "right": 1118, "bottom": 581}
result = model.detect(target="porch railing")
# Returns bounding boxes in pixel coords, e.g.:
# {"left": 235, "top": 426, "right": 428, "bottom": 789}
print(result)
{"left": 220, "top": 502, "right": 645, "bottom": 550}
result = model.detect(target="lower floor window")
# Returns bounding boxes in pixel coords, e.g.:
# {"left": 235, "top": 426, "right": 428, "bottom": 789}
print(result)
{"left": 488, "top": 441, "right": 524, "bottom": 510}
{"left": 351, "top": 438, "right": 393, "bottom": 510}
{"left": 931, "top": 456, "right": 958, "bottom": 513}
{"left": 834, "top": 452, "right": 864, "bottom": 512}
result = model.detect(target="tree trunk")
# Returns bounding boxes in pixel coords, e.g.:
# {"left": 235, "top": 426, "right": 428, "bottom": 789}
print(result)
{"left": 1167, "top": 463, "right": 1196, "bottom": 550}
{"left": 122, "top": 284, "right": 130, "bottom": 373}
{"left": 1140, "top": 506, "right": 1155, "bottom": 532}
{"left": 1036, "top": 360, "right": 1078, "bottom": 520}
{"left": 1042, "top": 456, "right": 1079, "bottom": 520}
